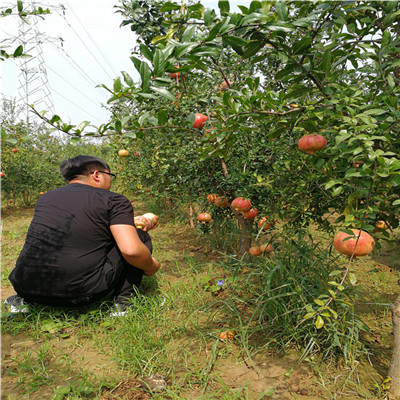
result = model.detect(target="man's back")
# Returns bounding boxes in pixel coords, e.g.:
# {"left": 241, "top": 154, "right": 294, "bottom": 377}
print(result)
{"left": 9, "top": 183, "right": 134, "bottom": 300}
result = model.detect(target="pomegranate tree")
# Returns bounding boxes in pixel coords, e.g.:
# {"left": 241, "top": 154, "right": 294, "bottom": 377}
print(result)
{"left": 297, "top": 134, "right": 327, "bottom": 155}
{"left": 333, "top": 229, "right": 375, "bottom": 258}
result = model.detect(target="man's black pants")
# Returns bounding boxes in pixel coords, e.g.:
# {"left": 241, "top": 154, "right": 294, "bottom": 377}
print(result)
{"left": 20, "top": 229, "right": 152, "bottom": 308}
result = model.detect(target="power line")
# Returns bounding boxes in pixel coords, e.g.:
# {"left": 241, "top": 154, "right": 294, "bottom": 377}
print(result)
{"left": 66, "top": 2, "right": 120, "bottom": 77}
{"left": 46, "top": 63, "right": 104, "bottom": 108}
{"left": 49, "top": 41, "right": 98, "bottom": 88}
{"left": 50, "top": 86, "right": 106, "bottom": 122}
{"left": 56, "top": 4, "right": 116, "bottom": 81}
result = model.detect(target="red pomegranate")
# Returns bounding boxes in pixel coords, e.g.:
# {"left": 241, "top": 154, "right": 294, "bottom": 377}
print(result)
{"left": 297, "top": 134, "right": 327, "bottom": 155}
{"left": 249, "top": 246, "right": 262, "bottom": 256}
{"left": 220, "top": 80, "right": 232, "bottom": 90}
{"left": 231, "top": 197, "right": 252, "bottom": 212}
{"left": 260, "top": 243, "right": 273, "bottom": 254}
{"left": 134, "top": 215, "right": 152, "bottom": 231}
{"left": 192, "top": 113, "right": 208, "bottom": 129}
{"left": 197, "top": 212, "right": 212, "bottom": 223}
{"left": 333, "top": 229, "right": 375, "bottom": 258}
{"left": 242, "top": 208, "right": 258, "bottom": 219}
{"left": 258, "top": 216, "right": 276, "bottom": 231}
{"left": 207, "top": 193, "right": 219, "bottom": 204}
{"left": 214, "top": 196, "right": 230, "bottom": 208}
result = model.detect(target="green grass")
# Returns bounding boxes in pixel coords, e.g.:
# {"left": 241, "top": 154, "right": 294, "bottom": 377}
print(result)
{"left": 1, "top": 204, "right": 397, "bottom": 399}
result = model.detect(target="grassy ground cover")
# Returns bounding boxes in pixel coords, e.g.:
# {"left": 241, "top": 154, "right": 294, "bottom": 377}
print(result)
{"left": 1, "top": 199, "right": 398, "bottom": 399}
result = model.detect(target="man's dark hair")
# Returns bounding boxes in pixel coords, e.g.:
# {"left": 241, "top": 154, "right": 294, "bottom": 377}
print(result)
{"left": 60, "top": 156, "right": 111, "bottom": 183}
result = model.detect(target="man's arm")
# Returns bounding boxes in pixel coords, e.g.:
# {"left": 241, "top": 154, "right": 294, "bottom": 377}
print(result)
{"left": 110, "top": 225, "right": 161, "bottom": 276}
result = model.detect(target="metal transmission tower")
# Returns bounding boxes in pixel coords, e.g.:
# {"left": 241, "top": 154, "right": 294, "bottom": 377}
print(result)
{"left": 15, "top": 2, "right": 62, "bottom": 123}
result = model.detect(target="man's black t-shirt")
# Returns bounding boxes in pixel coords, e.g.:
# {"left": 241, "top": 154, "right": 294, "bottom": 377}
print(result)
{"left": 9, "top": 183, "right": 135, "bottom": 301}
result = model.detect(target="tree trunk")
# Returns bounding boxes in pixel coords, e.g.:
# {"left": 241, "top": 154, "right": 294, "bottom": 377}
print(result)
{"left": 389, "top": 294, "right": 400, "bottom": 398}
{"left": 233, "top": 211, "right": 253, "bottom": 256}
{"left": 189, "top": 203, "right": 195, "bottom": 228}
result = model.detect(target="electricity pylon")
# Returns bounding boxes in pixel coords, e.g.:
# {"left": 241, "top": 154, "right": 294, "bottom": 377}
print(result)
{"left": 10, "top": 1, "right": 62, "bottom": 123}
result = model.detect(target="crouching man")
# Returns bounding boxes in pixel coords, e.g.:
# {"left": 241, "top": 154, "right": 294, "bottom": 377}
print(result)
{"left": 6, "top": 155, "right": 161, "bottom": 316}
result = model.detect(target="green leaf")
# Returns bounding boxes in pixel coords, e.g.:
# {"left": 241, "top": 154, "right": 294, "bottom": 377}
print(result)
{"left": 182, "top": 26, "right": 196, "bottom": 42}
{"left": 151, "top": 35, "right": 167, "bottom": 45}
{"left": 115, "top": 120, "right": 122, "bottom": 133}
{"left": 204, "top": 8, "right": 215, "bottom": 26}
{"left": 123, "top": 131, "right": 137, "bottom": 139}
{"left": 320, "top": 50, "right": 331, "bottom": 74}
{"left": 139, "top": 62, "right": 152, "bottom": 91}
{"left": 157, "top": 110, "right": 168, "bottom": 125}
{"left": 222, "top": 35, "right": 248, "bottom": 47}
{"left": 13, "top": 45, "right": 23, "bottom": 57}
{"left": 303, "top": 312, "right": 316, "bottom": 320}
{"left": 140, "top": 44, "right": 153, "bottom": 62}
{"left": 153, "top": 49, "right": 166, "bottom": 77}
{"left": 315, "top": 316, "right": 324, "bottom": 329}
{"left": 325, "top": 179, "right": 342, "bottom": 190}
{"left": 243, "top": 40, "right": 265, "bottom": 58}
{"left": 218, "top": 0, "right": 230, "bottom": 15}
{"left": 130, "top": 56, "right": 142, "bottom": 73}
{"left": 393, "top": 199, "right": 400, "bottom": 205}
{"left": 292, "top": 37, "right": 312, "bottom": 55}
{"left": 160, "top": 2, "right": 181, "bottom": 12}
{"left": 362, "top": 109, "right": 387, "bottom": 116}
{"left": 150, "top": 86, "right": 176, "bottom": 102}
{"left": 17, "top": 0, "right": 23, "bottom": 12}
{"left": 137, "top": 92, "right": 158, "bottom": 99}
{"left": 121, "top": 71, "right": 134, "bottom": 86}
{"left": 275, "top": 1, "right": 288, "bottom": 21}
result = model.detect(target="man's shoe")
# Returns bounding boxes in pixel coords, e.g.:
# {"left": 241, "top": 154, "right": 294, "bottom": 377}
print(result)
{"left": 110, "top": 302, "right": 133, "bottom": 317}
{"left": 4, "top": 295, "right": 29, "bottom": 313}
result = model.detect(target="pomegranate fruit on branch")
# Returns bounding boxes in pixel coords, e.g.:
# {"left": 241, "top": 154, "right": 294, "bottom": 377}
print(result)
{"left": 297, "top": 134, "right": 327, "bottom": 155}
{"left": 333, "top": 229, "right": 375, "bottom": 258}
{"left": 231, "top": 197, "right": 252, "bottom": 212}
{"left": 197, "top": 212, "right": 212, "bottom": 223}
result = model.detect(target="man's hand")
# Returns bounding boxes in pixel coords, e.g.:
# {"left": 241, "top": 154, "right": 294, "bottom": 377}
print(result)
{"left": 144, "top": 257, "right": 161, "bottom": 276}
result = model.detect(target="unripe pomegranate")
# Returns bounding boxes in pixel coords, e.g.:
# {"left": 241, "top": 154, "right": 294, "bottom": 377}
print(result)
{"left": 231, "top": 197, "right": 252, "bottom": 212}
{"left": 333, "top": 229, "right": 375, "bottom": 258}
{"left": 242, "top": 208, "right": 258, "bottom": 219}
{"left": 374, "top": 220, "right": 389, "bottom": 231}
{"left": 249, "top": 246, "right": 262, "bottom": 256}
{"left": 258, "top": 216, "right": 276, "bottom": 231}
{"left": 297, "top": 134, "right": 327, "bottom": 155}
{"left": 118, "top": 149, "right": 129, "bottom": 157}
{"left": 192, "top": 113, "right": 208, "bottom": 129}
{"left": 197, "top": 212, "right": 212, "bottom": 223}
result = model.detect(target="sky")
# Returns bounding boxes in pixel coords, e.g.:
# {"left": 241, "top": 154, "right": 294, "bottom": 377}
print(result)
{"left": 1, "top": 0, "right": 247, "bottom": 127}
